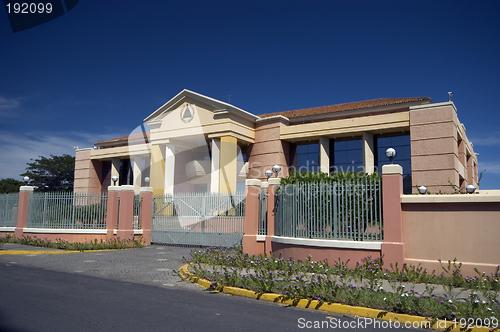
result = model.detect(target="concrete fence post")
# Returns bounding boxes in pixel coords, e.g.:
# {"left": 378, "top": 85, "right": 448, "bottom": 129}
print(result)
{"left": 117, "top": 185, "right": 134, "bottom": 240}
{"left": 105, "top": 186, "right": 120, "bottom": 240}
{"left": 15, "top": 186, "right": 34, "bottom": 238}
{"left": 264, "top": 177, "right": 280, "bottom": 255}
{"left": 140, "top": 187, "right": 153, "bottom": 245}
{"left": 381, "top": 164, "right": 405, "bottom": 267}
{"left": 242, "top": 179, "right": 262, "bottom": 255}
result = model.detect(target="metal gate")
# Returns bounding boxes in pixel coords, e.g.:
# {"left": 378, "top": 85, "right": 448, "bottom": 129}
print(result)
{"left": 151, "top": 192, "right": 245, "bottom": 247}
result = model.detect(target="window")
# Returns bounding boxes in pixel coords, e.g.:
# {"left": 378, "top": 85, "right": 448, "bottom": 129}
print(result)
{"left": 375, "top": 132, "right": 412, "bottom": 193}
{"left": 119, "top": 159, "right": 133, "bottom": 185}
{"left": 292, "top": 141, "right": 319, "bottom": 172}
{"left": 329, "top": 137, "right": 363, "bottom": 173}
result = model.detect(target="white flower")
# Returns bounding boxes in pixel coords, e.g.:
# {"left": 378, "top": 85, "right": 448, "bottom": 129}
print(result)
{"left": 383, "top": 298, "right": 387, "bottom": 301}
{"left": 448, "top": 300, "right": 453, "bottom": 303}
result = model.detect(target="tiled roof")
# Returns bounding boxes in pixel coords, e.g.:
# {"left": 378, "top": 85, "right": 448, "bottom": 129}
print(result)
{"left": 259, "top": 97, "right": 431, "bottom": 119}
{"left": 95, "top": 131, "right": 149, "bottom": 146}
{"left": 94, "top": 97, "right": 431, "bottom": 145}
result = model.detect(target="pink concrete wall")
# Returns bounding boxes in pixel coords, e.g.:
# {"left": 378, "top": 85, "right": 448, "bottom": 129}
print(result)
{"left": 1, "top": 232, "right": 140, "bottom": 244}
{"left": 116, "top": 186, "right": 134, "bottom": 239}
{"left": 381, "top": 168, "right": 405, "bottom": 267}
{"left": 19, "top": 233, "right": 108, "bottom": 243}
{"left": 243, "top": 180, "right": 266, "bottom": 255}
{"left": 15, "top": 187, "right": 31, "bottom": 238}
{"left": 270, "top": 242, "right": 381, "bottom": 266}
{"left": 403, "top": 201, "right": 500, "bottom": 276}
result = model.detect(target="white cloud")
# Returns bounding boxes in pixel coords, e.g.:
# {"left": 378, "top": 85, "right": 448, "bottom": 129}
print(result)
{"left": 469, "top": 136, "right": 500, "bottom": 147}
{"left": 0, "top": 96, "right": 21, "bottom": 121}
{"left": 478, "top": 161, "right": 500, "bottom": 175}
{"left": 0, "top": 96, "right": 20, "bottom": 110}
{"left": 0, "top": 130, "right": 124, "bottom": 180}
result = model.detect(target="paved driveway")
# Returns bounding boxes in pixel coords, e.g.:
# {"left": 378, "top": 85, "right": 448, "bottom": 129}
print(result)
{"left": 0, "top": 244, "right": 200, "bottom": 290}
{"left": 0, "top": 244, "right": 425, "bottom": 332}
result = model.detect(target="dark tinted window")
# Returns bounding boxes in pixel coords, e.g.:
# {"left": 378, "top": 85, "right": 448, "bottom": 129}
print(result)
{"left": 294, "top": 141, "right": 319, "bottom": 172}
{"left": 329, "top": 137, "right": 363, "bottom": 173}
{"left": 375, "top": 132, "right": 412, "bottom": 193}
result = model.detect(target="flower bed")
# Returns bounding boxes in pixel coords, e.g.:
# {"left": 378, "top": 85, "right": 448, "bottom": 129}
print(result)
{"left": 184, "top": 247, "right": 499, "bottom": 326}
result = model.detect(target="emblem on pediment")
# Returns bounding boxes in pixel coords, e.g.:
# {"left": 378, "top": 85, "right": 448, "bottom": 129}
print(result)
{"left": 180, "top": 104, "right": 195, "bottom": 123}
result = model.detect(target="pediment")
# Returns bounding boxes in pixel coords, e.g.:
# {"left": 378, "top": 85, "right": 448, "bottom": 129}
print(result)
{"left": 144, "top": 89, "right": 259, "bottom": 124}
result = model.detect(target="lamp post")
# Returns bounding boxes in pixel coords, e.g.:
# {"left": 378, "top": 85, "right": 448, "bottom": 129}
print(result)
{"left": 111, "top": 175, "right": 118, "bottom": 186}
{"left": 144, "top": 177, "right": 150, "bottom": 186}
{"left": 265, "top": 170, "right": 272, "bottom": 180}
{"left": 272, "top": 165, "right": 281, "bottom": 178}
{"left": 385, "top": 148, "right": 396, "bottom": 164}
{"left": 23, "top": 176, "right": 30, "bottom": 185}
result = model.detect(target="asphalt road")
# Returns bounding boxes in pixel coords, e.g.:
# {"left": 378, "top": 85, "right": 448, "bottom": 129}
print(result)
{"left": 0, "top": 245, "right": 424, "bottom": 332}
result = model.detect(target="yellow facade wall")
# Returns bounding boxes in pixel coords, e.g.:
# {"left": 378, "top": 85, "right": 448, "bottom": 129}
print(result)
{"left": 219, "top": 136, "right": 238, "bottom": 194}
{"left": 150, "top": 144, "right": 165, "bottom": 195}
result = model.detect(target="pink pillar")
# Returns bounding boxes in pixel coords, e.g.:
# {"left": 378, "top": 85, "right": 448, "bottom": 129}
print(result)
{"left": 242, "top": 179, "right": 262, "bottom": 255}
{"left": 264, "top": 178, "right": 280, "bottom": 255}
{"left": 381, "top": 164, "right": 405, "bottom": 267}
{"left": 15, "top": 186, "right": 34, "bottom": 238}
{"left": 117, "top": 185, "right": 134, "bottom": 240}
{"left": 105, "top": 186, "right": 119, "bottom": 240}
{"left": 140, "top": 187, "right": 153, "bottom": 245}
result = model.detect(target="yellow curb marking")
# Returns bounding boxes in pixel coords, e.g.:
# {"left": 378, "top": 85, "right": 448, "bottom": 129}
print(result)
{"left": 179, "top": 264, "right": 495, "bottom": 332}
{"left": 0, "top": 249, "right": 115, "bottom": 255}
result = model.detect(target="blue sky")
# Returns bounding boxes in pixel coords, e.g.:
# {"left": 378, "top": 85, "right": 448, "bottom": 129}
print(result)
{"left": 1, "top": 1, "right": 499, "bottom": 189}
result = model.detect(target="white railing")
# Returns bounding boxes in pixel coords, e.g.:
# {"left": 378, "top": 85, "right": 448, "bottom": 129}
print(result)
{"left": 274, "top": 179, "right": 383, "bottom": 241}
{"left": 0, "top": 194, "right": 19, "bottom": 227}
{"left": 26, "top": 192, "right": 108, "bottom": 229}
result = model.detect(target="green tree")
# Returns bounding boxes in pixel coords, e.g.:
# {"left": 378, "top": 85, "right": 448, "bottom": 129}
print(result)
{"left": 21, "top": 154, "right": 75, "bottom": 192}
{"left": 0, "top": 178, "right": 24, "bottom": 193}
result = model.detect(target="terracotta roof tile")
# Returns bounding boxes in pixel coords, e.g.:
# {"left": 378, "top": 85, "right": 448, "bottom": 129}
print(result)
{"left": 260, "top": 97, "right": 431, "bottom": 119}
{"left": 94, "top": 97, "right": 431, "bottom": 145}
{"left": 95, "top": 132, "right": 149, "bottom": 146}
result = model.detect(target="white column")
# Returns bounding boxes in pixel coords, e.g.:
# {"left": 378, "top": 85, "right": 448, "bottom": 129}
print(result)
{"left": 111, "top": 158, "right": 120, "bottom": 185}
{"left": 132, "top": 156, "right": 142, "bottom": 194}
{"left": 319, "top": 137, "right": 330, "bottom": 174}
{"left": 363, "top": 132, "right": 375, "bottom": 174}
{"left": 164, "top": 144, "right": 176, "bottom": 195}
{"left": 210, "top": 138, "right": 220, "bottom": 193}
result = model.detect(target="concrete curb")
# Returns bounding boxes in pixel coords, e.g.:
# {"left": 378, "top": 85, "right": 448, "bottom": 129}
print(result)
{"left": 0, "top": 250, "right": 80, "bottom": 255}
{"left": 179, "top": 264, "right": 495, "bottom": 332}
